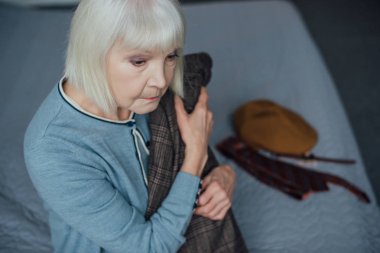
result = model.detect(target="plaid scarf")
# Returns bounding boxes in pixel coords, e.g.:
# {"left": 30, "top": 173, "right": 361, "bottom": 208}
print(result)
{"left": 217, "top": 136, "right": 370, "bottom": 203}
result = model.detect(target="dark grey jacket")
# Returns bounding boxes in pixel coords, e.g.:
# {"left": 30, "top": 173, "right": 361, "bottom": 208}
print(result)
{"left": 146, "top": 53, "right": 248, "bottom": 253}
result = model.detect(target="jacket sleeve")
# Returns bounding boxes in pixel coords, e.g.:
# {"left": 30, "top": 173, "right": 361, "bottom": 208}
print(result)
{"left": 24, "top": 138, "right": 200, "bottom": 253}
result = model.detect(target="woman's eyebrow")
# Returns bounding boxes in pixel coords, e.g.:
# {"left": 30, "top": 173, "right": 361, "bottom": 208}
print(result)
{"left": 123, "top": 48, "right": 178, "bottom": 57}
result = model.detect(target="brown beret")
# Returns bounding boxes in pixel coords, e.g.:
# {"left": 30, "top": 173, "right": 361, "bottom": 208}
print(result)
{"left": 234, "top": 100, "right": 318, "bottom": 155}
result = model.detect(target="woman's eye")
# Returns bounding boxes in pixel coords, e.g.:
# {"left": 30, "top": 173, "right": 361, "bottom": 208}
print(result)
{"left": 166, "top": 52, "right": 178, "bottom": 62}
{"left": 130, "top": 59, "right": 146, "bottom": 67}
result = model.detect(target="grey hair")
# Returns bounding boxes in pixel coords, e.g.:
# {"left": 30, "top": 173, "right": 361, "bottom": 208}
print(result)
{"left": 64, "top": 0, "right": 185, "bottom": 114}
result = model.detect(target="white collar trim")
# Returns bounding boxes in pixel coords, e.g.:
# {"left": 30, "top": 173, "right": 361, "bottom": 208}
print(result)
{"left": 58, "top": 77, "right": 135, "bottom": 124}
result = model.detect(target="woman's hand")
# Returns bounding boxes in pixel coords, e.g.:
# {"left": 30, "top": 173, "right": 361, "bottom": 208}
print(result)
{"left": 195, "top": 164, "right": 236, "bottom": 220}
{"left": 175, "top": 87, "right": 213, "bottom": 177}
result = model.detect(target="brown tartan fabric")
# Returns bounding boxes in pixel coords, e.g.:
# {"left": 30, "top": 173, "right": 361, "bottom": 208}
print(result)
{"left": 145, "top": 53, "right": 248, "bottom": 252}
{"left": 217, "top": 136, "right": 370, "bottom": 203}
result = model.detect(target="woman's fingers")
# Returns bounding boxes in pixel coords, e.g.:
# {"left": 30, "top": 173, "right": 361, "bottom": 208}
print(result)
{"left": 176, "top": 88, "right": 213, "bottom": 176}
{"left": 211, "top": 201, "right": 231, "bottom": 220}
{"left": 195, "top": 87, "right": 208, "bottom": 109}
{"left": 194, "top": 164, "right": 236, "bottom": 220}
{"left": 208, "top": 198, "right": 231, "bottom": 219}
{"left": 175, "top": 88, "right": 213, "bottom": 149}
{"left": 174, "top": 96, "right": 187, "bottom": 125}
{"left": 196, "top": 196, "right": 231, "bottom": 220}
{"left": 195, "top": 180, "right": 231, "bottom": 220}
{"left": 198, "top": 180, "right": 220, "bottom": 206}
{"left": 207, "top": 111, "right": 213, "bottom": 135}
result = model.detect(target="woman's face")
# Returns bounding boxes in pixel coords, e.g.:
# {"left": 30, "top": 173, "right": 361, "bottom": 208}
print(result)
{"left": 106, "top": 40, "right": 178, "bottom": 116}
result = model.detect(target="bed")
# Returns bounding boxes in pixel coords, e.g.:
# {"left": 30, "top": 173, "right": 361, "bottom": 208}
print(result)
{"left": 1, "top": 1, "right": 379, "bottom": 252}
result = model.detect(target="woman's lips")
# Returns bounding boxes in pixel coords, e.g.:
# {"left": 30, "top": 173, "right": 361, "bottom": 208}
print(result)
{"left": 143, "top": 96, "right": 160, "bottom": 101}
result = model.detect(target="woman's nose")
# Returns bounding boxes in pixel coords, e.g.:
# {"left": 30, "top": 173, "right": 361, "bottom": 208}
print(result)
{"left": 149, "top": 64, "right": 167, "bottom": 89}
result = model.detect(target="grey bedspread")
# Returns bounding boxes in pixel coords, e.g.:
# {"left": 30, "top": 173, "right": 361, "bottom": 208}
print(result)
{"left": 1, "top": 1, "right": 379, "bottom": 252}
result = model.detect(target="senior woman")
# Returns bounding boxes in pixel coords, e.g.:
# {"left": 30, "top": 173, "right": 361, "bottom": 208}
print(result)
{"left": 24, "top": 0, "right": 247, "bottom": 252}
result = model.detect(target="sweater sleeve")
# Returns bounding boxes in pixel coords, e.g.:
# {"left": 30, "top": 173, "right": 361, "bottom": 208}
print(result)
{"left": 24, "top": 138, "right": 200, "bottom": 253}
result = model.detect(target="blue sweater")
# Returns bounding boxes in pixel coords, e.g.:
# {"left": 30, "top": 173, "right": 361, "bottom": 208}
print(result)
{"left": 24, "top": 80, "right": 201, "bottom": 253}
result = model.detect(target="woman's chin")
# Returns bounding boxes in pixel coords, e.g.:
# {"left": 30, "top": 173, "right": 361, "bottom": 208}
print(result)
{"left": 132, "top": 101, "right": 160, "bottom": 114}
